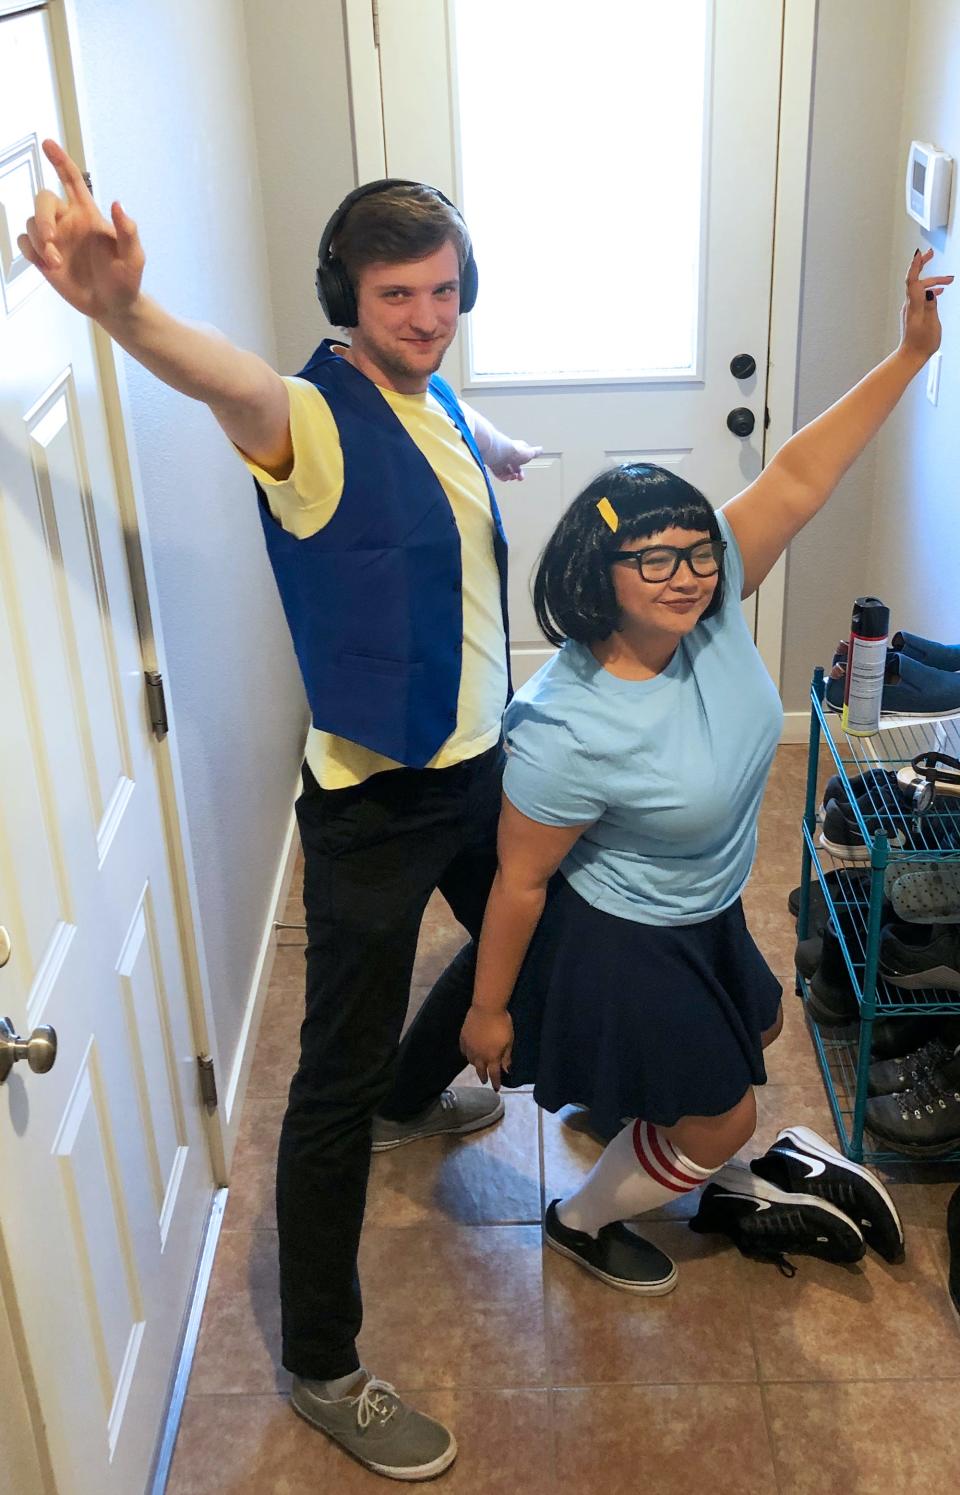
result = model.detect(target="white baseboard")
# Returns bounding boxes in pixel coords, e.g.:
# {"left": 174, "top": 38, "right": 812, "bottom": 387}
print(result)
{"left": 780, "top": 711, "right": 812, "bottom": 745}
{"left": 219, "top": 793, "right": 301, "bottom": 1170}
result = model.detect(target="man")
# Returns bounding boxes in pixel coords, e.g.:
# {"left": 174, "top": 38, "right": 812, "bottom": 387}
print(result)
{"left": 21, "top": 142, "right": 540, "bottom": 1481}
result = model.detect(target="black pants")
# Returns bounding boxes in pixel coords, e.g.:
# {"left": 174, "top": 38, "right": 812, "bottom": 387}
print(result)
{"left": 276, "top": 743, "right": 503, "bottom": 1379}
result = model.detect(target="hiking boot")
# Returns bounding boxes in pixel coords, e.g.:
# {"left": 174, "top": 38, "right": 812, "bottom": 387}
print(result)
{"left": 869, "top": 1014, "right": 952, "bottom": 1060}
{"left": 865, "top": 1050, "right": 960, "bottom": 1156}
{"left": 868, "top": 1036, "right": 958, "bottom": 1097}
{"left": 690, "top": 1164, "right": 866, "bottom": 1267}
{"left": 544, "top": 1200, "right": 678, "bottom": 1295}
{"left": 749, "top": 1125, "right": 904, "bottom": 1262}
{"left": 291, "top": 1373, "right": 457, "bottom": 1481}
{"left": 879, "top": 922, "right": 960, "bottom": 991}
{"left": 372, "top": 1087, "right": 504, "bottom": 1152}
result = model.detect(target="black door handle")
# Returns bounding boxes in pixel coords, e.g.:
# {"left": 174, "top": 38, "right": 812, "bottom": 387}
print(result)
{"left": 730, "top": 353, "right": 757, "bottom": 379}
{"left": 726, "top": 407, "right": 756, "bottom": 437}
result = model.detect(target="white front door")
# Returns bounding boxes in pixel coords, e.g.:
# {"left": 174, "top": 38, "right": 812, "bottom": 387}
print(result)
{"left": 0, "top": 10, "right": 214, "bottom": 1493}
{"left": 369, "top": 0, "right": 783, "bottom": 682}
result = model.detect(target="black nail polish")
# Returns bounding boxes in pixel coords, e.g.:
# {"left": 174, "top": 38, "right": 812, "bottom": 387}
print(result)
{"left": 926, "top": 289, "right": 934, "bottom": 301}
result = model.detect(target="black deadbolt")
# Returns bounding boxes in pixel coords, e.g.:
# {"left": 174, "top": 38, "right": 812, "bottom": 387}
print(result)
{"left": 726, "top": 407, "right": 756, "bottom": 437}
{"left": 730, "top": 353, "right": 757, "bottom": 379}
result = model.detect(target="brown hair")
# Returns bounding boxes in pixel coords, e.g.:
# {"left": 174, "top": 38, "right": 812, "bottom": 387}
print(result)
{"left": 332, "top": 185, "right": 470, "bottom": 284}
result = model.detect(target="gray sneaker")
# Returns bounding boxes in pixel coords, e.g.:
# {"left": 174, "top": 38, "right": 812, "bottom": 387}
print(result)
{"left": 371, "top": 1086, "right": 504, "bottom": 1152}
{"left": 291, "top": 1373, "right": 457, "bottom": 1481}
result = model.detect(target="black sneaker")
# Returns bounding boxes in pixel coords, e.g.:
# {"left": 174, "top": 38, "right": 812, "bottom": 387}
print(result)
{"left": 879, "top": 922, "right": 960, "bottom": 991}
{"left": 865, "top": 1051, "right": 960, "bottom": 1156}
{"left": 689, "top": 1165, "right": 866, "bottom": 1267}
{"left": 543, "top": 1200, "right": 678, "bottom": 1295}
{"left": 868, "top": 1036, "right": 958, "bottom": 1097}
{"left": 820, "top": 767, "right": 904, "bottom": 819}
{"left": 819, "top": 798, "right": 908, "bottom": 861}
{"left": 749, "top": 1125, "right": 904, "bottom": 1263}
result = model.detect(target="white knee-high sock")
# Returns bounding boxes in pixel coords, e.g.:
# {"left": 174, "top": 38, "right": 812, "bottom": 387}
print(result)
{"left": 556, "top": 1119, "right": 720, "bottom": 1237}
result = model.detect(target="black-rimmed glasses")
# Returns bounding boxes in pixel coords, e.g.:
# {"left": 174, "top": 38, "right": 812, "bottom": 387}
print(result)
{"left": 610, "top": 539, "right": 727, "bottom": 583}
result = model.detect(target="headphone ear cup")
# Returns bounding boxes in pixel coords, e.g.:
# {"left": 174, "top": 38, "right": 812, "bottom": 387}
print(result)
{"left": 316, "top": 257, "right": 358, "bottom": 328}
{"left": 459, "top": 251, "right": 478, "bottom": 314}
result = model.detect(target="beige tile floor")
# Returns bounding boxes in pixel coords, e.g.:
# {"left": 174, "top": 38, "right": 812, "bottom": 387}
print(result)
{"left": 166, "top": 748, "right": 960, "bottom": 1494}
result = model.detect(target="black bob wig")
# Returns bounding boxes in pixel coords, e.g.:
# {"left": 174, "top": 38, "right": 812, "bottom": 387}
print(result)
{"left": 532, "top": 463, "right": 725, "bottom": 648}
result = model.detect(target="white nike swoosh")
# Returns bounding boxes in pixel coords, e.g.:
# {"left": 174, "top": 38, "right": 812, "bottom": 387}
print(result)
{"left": 714, "top": 1193, "right": 772, "bottom": 1211}
{"left": 777, "top": 1147, "right": 827, "bottom": 1178}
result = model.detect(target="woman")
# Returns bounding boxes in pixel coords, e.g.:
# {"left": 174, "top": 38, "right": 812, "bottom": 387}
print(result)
{"left": 460, "top": 250, "right": 950, "bottom": 1291}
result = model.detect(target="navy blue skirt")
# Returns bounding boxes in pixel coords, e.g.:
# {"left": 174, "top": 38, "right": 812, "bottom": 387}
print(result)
{"left": 504, "top": 875, "right": 782, "bottom": 1135}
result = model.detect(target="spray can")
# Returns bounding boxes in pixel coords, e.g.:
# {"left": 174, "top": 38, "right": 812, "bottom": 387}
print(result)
{"left": 841, "top": 597, "right": 890, "bottom": 736}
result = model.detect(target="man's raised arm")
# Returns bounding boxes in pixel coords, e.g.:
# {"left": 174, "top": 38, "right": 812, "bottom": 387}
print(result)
{"left": 18, "top": 140, "right": 292, "bottom": 476}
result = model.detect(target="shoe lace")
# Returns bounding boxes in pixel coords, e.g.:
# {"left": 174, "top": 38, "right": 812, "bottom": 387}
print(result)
{"left": 439, "top": 1089, "right": 457, "bottom": 1113}
{"left": 900, "top": 1038, "right": 951, "bottom": 1078}
{"left": 899, "top": 1070, "right": 957, "bottom": 1117}
{"left": 355, "top": 1377, "right": 399, "bottom": 1429}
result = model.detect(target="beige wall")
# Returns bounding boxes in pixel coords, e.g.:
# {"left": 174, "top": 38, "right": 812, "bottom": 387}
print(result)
{"left": 780, "top": 0, "right": 910, "bottom": 711}
{"left": 242, "top": 0, "right": 358, "bottom": 373}
{"left": 70, "top": 0, "right": 308, "bottom": 1081}
{"left": 868, "top": 0, "right": 960, "bottom": 638}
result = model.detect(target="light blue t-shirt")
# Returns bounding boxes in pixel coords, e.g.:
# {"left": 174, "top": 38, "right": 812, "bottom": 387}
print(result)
{"left": 502, "top": 509, "right": 784, "bottom": 926}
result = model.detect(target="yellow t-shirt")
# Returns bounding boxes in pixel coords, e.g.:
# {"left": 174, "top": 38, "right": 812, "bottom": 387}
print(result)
{"left": 245, "top": 369, "right": 508, "bottom": 788}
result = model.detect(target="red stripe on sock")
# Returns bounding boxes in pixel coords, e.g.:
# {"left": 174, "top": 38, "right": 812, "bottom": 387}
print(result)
{"left": 634, "top": 1121, "right": 693, "bottom": 1193}
{"left": 644, "top": 1123, "right": 702, "bottom": 1191}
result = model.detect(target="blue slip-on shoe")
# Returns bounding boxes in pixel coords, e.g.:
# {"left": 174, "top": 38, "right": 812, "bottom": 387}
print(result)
{"left": 826, "top": 653, "right": 960, "bottom": 719}
{"left": 894, "top": 629, "right": 960, "bottom": 673}
{"left": 882, "top": 653, "right": 960, "bottom": 716}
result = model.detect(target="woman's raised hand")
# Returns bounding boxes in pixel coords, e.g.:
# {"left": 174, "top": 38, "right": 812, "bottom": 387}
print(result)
{"left": 901, "top": 247, "right": 953, "bottom": 362}
{"left": 16, "top": 139, "right": 145, "bottom": 321}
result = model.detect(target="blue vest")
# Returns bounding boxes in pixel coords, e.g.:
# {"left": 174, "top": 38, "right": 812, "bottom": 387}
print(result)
{"left": 256, "top": 340, "right": 510, "bottom": 767}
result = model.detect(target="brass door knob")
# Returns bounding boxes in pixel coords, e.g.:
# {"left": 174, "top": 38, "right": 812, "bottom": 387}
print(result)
{"left": 0, "top": 1017, "right": 57, "bottom": 1084}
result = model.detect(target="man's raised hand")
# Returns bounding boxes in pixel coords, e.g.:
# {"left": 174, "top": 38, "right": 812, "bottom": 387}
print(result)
{"left": 16, "top": 139, "right": 145, "bottom": 322}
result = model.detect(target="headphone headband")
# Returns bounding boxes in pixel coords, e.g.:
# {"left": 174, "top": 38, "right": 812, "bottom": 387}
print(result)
{"left": 315, "top": 178, "right": 478, "bottom": 326}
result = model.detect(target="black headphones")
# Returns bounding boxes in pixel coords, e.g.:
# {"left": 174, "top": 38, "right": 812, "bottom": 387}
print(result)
{"left": 315, "top": 178, "right": 478, "bottom": 327}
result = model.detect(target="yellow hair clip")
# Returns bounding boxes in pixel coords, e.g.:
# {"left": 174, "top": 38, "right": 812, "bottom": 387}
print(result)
{"left": 596, "top": 496, "right": 619, "bottom": 533}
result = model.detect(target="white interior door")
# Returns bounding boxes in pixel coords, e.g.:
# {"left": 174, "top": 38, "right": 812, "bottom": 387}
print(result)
{"left": 370, "top": 0, "right": 783, "bottom": 683}
{"left": 0, "top": 10, "right": 214, "bottom": 1493}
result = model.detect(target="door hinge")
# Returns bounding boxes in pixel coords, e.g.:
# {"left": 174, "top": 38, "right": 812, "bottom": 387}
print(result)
{"left": 371, "top": 0, "right": 380, "bottom": 48}
{"left": 764, "top": 404, "right": 771, "bottom": 430}
{"left": 197, "top": 1055, "right": 218, "bottom": 1109}
{"left": 144, "top": 669, "right": 169, "bottom": 741}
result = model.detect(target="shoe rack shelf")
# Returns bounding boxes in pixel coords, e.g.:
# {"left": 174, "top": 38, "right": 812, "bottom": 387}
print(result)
{"left": 797, "top": 668, "right": 960, "bottom": 1164}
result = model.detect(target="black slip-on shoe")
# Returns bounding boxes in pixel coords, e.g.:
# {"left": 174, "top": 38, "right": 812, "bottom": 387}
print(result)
{"left": 749, "top": 1125, "right": 904, "bottom": 1263}
{"left": 543, "top": 1200, "right": 678, "bottom": 1295}
{"left": 690, "top": 1166, "right": 866, "bottom": 1268}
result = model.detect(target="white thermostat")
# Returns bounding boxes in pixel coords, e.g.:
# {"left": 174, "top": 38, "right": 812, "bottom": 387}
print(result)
{"left": 906, "top": 140, "right": 952, "bottom": 230}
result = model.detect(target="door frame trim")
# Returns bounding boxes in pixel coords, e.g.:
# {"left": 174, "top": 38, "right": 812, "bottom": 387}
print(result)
{"left": 757, "top": 0, "right": 818, "bottom": 685}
